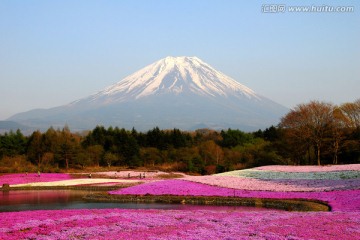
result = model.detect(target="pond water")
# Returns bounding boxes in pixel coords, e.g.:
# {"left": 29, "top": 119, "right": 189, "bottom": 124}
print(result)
{"left": 0, "top": 190, "right": 271, "bottom": 212}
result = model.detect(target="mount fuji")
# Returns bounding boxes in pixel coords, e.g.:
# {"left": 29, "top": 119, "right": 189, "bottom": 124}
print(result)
{"left": 9, "top": 56, "right": 288, "bottom": 131}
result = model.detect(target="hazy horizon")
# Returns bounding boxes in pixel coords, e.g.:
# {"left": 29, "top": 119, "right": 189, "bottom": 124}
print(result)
{"left": 1, "top": 1, "right": 359, "bottom": 120}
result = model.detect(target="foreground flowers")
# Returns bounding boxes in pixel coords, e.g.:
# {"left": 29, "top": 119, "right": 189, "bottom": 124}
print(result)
{"left": 0, "top": 208, "right": 359, "bottom": 240}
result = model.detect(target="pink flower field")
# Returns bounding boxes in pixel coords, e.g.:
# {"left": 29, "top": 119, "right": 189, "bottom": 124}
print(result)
{"left": 0, "top": 209, "right": 359, "bottom": 240}
{"left": 0, "top": 164, "right": 359, "bottom": 239}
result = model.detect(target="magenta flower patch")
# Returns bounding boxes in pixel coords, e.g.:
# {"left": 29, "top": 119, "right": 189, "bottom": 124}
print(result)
{"left": 109, "top": 179, "right": 235, "bottom": 196}
{"left": 0, "top": 173, "right": 72, "bottom": 186}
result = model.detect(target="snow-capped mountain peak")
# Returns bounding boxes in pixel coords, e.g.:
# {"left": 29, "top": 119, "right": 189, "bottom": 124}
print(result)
{"left": 87, "top": 56, "right": 260, "bottom": 104}
{"left": 9, "top": 56, "right": 288, "bottom": 131}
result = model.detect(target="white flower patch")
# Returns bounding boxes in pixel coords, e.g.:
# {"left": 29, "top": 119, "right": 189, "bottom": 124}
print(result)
{"left": 216, "top": 169, "right": 360, "bottom": 180}
{"left": 255, "top": 164, "right": 360, "bottom": 172}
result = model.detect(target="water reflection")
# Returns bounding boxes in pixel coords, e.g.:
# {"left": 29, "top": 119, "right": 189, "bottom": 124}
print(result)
{"left": 1, "top": 190, "right": 77, "bottom": 205}
{"left": 0, "top": 190, "right": 89, "bottom": 212}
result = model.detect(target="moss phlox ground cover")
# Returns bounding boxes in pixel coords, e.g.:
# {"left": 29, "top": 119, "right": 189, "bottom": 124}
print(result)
{"left": 0, "top": 164, "right": 359, "bottom": 239}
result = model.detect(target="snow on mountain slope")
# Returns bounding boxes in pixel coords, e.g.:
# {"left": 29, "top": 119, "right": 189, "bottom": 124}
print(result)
{"left": 75, "top": 56, "right": 260, "bottom": 105}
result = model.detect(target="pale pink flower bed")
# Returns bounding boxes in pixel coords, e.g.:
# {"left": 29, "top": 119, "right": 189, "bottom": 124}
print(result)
{"left": 0, "top": 173, "right": 72, "bottom": 186}
{"left": 183, "top": 175, "right": 360, "bottom": 192}
{"left": 94, "top": 171, "right": 186, "bottom": 179}
{"left": 0, "top": 209, "right": 359, "bottom": 240}
{"left": 255, "top": 164, "right": 360, "bottom": 172}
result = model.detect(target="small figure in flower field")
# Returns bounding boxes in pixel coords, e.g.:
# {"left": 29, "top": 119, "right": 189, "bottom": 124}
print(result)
{"left": 88, "top": 173, "right": 92, "bottom": 178}
{"left": 37, "top": 171, "right": 41, "bottom": 177}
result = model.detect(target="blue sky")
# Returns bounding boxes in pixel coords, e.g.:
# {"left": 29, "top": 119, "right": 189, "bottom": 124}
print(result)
{"left": 0, "top": 0, "right": 359, "bottom": 120}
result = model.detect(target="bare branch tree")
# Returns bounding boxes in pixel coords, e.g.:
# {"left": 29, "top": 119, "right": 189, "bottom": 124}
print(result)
{"left": 280, "top": 101, "right": 335, "bottom": 165}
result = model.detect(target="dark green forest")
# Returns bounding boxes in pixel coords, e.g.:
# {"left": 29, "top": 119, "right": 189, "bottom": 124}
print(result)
{"left": 1, "top": 100, "right": 359, "bottom": 174}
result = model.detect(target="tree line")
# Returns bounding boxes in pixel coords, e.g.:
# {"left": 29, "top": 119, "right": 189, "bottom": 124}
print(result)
{"left": 0, "top": 99, "right": 359, "bottom": 174}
